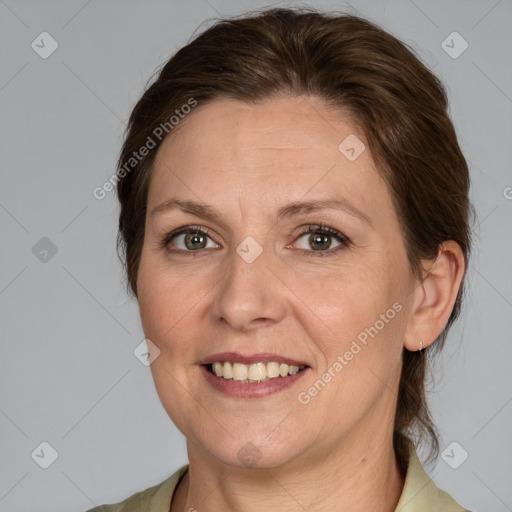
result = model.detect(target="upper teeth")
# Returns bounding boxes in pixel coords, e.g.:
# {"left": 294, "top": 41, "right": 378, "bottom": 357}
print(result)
{"left": 211, "top": 361, "right": 305, "bottom": 382}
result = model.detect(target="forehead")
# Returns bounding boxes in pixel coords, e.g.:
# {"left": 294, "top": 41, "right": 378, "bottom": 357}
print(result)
{"left": 148, "top": 95, "right": 393, "bottom": 226}
{"left": 154, "top": 95, "right": 365, "bottom": 166}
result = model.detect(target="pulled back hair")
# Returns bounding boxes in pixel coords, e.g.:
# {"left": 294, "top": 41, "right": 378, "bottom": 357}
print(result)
{"left": 115, "top": 7, "right": 473, "bottom": 473}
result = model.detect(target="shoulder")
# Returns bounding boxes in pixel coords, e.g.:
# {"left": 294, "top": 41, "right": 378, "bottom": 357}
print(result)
{"left": 83, "top": 465, "right": 188, "bottom": 512}
{"left": 395, "top": 446, "right": 473, "bottom": 512}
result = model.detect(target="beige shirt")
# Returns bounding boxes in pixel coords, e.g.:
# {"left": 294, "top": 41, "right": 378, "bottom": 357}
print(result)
{"left": 86, "top": 448, "right": 472, "bottom": 511}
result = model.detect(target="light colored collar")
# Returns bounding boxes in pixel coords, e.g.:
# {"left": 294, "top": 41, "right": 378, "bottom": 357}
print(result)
{"left": 395, "top": 445, "right": 469, "bottom": 511}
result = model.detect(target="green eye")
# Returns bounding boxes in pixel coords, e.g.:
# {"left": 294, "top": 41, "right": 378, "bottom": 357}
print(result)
{"left": 160, "top": 226, "right": 218, "bottom": 253}
{"left": 160, "top": 223, "right": 350, "bottom": 257}
{"left": 293, "top": 224, "right": 350, "bottom": 256}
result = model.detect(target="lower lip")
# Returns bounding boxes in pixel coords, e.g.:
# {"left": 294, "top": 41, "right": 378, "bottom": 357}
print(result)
{"left": 200, "top": 364, "right": 309, "bottom": 398}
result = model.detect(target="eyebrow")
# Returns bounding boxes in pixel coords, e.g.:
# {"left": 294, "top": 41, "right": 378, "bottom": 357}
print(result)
{"left": 150, "top": 197, "right": 372, "bottom": 225}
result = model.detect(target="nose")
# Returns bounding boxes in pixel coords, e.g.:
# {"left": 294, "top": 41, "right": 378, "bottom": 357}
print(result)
{"left": 210, "top": 240, "right": 288, "bottom": 331}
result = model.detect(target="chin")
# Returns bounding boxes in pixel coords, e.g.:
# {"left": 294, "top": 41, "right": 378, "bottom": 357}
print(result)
{"left": 198, "top": 431, "right": 307, "bottom": 470}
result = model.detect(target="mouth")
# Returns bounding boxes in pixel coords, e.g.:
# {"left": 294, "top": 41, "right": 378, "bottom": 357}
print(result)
{"left": 199, "top": 352, "right": 311, "bottom": 398}
{"left": 204, "top": 361, "right": 308, "bottom": 383}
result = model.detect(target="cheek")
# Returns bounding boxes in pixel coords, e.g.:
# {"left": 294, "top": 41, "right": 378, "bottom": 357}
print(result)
{"left": 136, "top": 257, "right": 192, "bottom": 356}
{"left": 290, "top": 261, "right": 407, "bottom": 391}
{"left": 137, "top": 259, "right": 204, "bottom": 430}
{"left": 289, "top": 262, "right": 392, "bottom": 338}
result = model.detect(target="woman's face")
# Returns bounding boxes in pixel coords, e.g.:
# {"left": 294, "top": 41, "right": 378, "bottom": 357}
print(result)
{"left": 137, "top": 95, "right": 417, "bottom": 469}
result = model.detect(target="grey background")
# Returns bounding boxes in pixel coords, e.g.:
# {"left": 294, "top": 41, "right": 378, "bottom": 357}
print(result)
{"left": 0, "top": 0, "right": 510, "bottom": 511}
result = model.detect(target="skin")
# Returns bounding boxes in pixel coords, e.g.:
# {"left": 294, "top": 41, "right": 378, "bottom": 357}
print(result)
{"left": 136, "top": 95, "right": 466, "bottom": 512}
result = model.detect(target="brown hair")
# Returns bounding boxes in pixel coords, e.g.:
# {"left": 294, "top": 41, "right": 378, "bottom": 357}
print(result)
{"left": 115, "top": 7, "right": 473, "bottom": 473}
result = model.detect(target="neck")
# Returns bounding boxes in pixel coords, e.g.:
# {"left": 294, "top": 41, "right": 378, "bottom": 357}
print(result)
{"left": 171, "top": 430, "right": 405, "bottom": 512}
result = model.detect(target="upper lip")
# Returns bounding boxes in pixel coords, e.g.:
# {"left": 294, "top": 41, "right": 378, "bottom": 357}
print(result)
{"left": 199, "top": 351, "right": 310, "bottom": 367}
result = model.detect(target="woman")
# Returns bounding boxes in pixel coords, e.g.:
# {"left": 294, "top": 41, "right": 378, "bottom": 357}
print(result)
{"left": 88, "top": 7, "right": 474, "bottom": 512}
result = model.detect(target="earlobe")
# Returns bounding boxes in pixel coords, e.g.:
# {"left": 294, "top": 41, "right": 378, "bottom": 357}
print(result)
{"left": 403, "top": 241, "right": 466, "bottom": 352}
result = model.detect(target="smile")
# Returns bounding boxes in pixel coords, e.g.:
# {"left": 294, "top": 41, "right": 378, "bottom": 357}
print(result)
{"left": 208, "top": 361, "right": 306, "bottom": 382}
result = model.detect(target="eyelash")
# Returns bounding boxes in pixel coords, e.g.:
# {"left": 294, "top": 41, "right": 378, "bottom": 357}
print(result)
{"left": 159, "top": 223, "right": 351, "bottom": 257}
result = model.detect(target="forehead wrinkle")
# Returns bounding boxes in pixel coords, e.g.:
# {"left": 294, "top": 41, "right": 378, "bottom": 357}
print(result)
{"left": 239, "top": 145, "right": 318, "bottom": 150}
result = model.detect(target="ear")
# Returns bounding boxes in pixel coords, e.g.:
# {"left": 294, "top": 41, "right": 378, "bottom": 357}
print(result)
{"left": 403, "top": 241, "right": 466, "bottom": 352}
